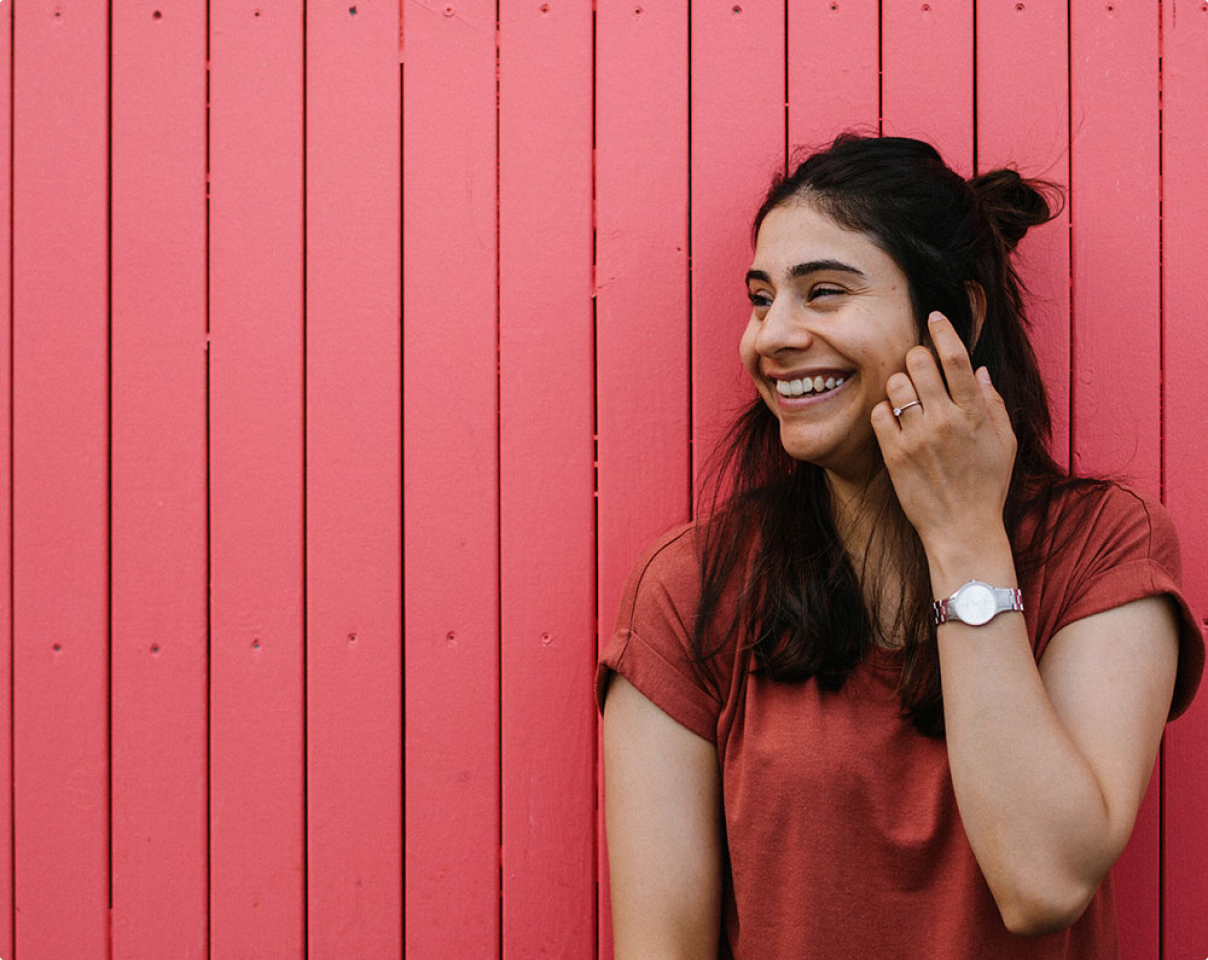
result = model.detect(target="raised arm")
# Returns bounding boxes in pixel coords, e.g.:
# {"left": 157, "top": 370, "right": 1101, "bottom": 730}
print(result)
{"left": 602, "top": 675, "right": 725, "bottom": 960}
{"left": 872, "top": 313, "right": 1186, "bottom": 934}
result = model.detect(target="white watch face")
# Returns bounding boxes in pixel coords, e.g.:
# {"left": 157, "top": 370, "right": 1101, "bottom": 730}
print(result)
{"left": 953, "top": 582, "right": 997, "bottom": 626}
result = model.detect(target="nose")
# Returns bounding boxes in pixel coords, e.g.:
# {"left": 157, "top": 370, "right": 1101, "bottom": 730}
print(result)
{"left": 754, "top": 294, "right": 813, "bottom": 357}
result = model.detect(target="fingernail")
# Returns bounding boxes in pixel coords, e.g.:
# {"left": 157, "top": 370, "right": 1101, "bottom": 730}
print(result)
{"left": 928, "top": 311, "right": 944, "bottom": 325}
{"left": 977, "top": 366, "right": 991, "bottom": 384}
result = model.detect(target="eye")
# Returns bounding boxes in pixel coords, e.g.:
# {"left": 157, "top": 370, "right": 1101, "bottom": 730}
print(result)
{"left": 747, "top": 289, "right": 773, "bottom": 309}
{"left": 808, "top": 285, "right": 845, "bottom": 301}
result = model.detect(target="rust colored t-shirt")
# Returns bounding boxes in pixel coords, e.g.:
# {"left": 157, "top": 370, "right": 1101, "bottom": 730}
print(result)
{"left": 595, "top": 483, "right": 1204, "bottom": 960}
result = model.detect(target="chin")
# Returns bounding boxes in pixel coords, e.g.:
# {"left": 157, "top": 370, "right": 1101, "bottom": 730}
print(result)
{"left": 778, "top": 426, "right": 874, "bottom": 478}
{"left": 777, "top": 427, "right": 833, "bottom": 466}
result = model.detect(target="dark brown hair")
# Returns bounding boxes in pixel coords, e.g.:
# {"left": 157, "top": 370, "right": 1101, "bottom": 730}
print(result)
{"left": 693, "top": 133, "right": 1102, "bottom": 737}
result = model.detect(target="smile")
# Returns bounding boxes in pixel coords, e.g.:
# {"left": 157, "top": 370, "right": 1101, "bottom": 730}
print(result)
{"left": 769, "top": 372, "right": 852, "bottom": 408}
{"left": 775, "top": 374, "right": 847, "bottom": 397}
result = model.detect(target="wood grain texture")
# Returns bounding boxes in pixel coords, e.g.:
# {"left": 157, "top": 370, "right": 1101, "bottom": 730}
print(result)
{"left": 499, "top": 5, "right": 595, "bottom": 957}
{"left": 110, "top": 3, "right": 208, "bottom": 957}
{"left": 12, "top": 2, "right": 110, "bottom": 957}
{"left": 881, "top": 0, "right": 974, "bottom": 175}
{"left": 208, "top": 1, "right": 306, "bottom": 957}
{"left": 976, "top": 0, "right": 1072, "bottom": 467}
{"left": 306, "top": 4, "right": 402, "bottom": 957}
{"left": 788, "top": 0, "right": 879, "bottom": 150}
{"left": 1069, "top": 3, "right": 1162, "bottom": 956}
{"left": 594, "top": 4, "right": 692, "bottom": 955}
{"left": 1160, "top": 1, "right": 1208, "bottom": 955}
{"left": 402, "top": 1, "right": 500, "bottom": 957}
{"left": 690, "top": 0, "right": 785, "bottom": 491}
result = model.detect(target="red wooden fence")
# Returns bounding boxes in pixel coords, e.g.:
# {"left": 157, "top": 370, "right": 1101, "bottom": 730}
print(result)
{"left": 0, "top": 1, "right": 1203, "bottom": 958}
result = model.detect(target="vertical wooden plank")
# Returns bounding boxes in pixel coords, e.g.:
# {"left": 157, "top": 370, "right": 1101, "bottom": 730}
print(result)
{"left": 209, "top": 1, "right": 306, "bottom": 957}
{"left": 787, "top": 0, "right": 878, "bottom": 149}
{"left": 881, "top": 0, "right": 974, "bottom": 175}
{"left": 1069, "top": 0, "right": 1160, "bottom": 493}
{"left": 976, "top": 0, "right": 1071, "bottom": 467}
{"left": 403, "top": 0, "right": 499, "bottom": 956}
{"left": 1069, "top": 3, "right": 1161, "bottom": 957}
{"left": 595, "top": 4, "right": 691, "bottom": 956}
{"left": 1160, "top": 0, "right": 1208, "bottom": 954}
{"left": 110, "top": 3, "right": 208, "bottom": 957}
{"left": 691, "top": 0, "right": 785, "bottom": 489}
{"left": 307, "top": 4, "right": 402, "bottom": 957}
{"left": 12, "top": 2, "right": 109, "bottom": 957}
{"left": 498, "top": 5, "right": 594, "bottom": 958}
{"left": 0, "top": 3, "right": 12, "bottom": 957}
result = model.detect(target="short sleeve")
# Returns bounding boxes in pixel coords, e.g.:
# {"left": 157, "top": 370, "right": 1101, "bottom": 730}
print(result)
{"left": 1042, "top": 485, "right": 1204, "bottom": 721}
{"left": 595, "top": 524, "right": 724, "bottom": 743}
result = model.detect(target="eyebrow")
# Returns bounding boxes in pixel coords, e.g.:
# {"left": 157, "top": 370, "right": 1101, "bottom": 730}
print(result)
{"left": 745, "top": 259, "right": 869, "bottom": 285}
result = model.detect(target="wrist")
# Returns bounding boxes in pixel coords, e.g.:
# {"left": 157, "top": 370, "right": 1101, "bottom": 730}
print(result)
{"left": 925, "top": 527, "right": 1016, "bottom": 599}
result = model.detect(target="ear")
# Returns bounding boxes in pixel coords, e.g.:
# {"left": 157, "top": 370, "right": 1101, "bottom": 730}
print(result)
{"left": 965, "top": 281, "right": 987, "bottom": 348}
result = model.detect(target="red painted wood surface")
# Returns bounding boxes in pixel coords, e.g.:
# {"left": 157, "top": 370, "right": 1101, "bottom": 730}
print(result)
{"left": 209, "top": 1, "right": 306, "bottom": 957}
{"left": 306, "top": 4, "right": 402, "bottom": 957}
{"left": 976, "top": 0, "right": 1072, "bottom": 468}
{"left": 498, "top": 4, "right": 595, "bottom": 958}
{"left": 1070, "top": 0, "right": 1161, "bottom": 495}
{"left": 0, "top": 6, "right": 11, "bottom": 958}
{"left": 595, "top": 5, "right": 691, "bottom": 956}
{"left": 1161, "top": 1, "right": 1208, "bottom": 956}
{"left": 12, "top": 2, "right": 110, "bottom": 957}
{"left": 0, "top": 2, "right": 1201, "bottom": 957}
{"left": 882, "top": 0, "right": 975, "bottom": 175}
{"left": 111, "top": 3, "right": 209, "bottom": 957}
{"left": 788, "top": 0, "right": 879, "bottom": 149}
{"left": 402, "top": 2, "right": 500, "bottom": 958}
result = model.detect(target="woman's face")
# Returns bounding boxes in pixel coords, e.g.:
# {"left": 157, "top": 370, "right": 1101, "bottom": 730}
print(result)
{"left": 741, "top": 200, "right": 921, "bottom": 482}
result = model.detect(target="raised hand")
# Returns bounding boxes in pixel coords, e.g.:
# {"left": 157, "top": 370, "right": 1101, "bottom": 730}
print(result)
{"left": 870, "top": 312, "right": 1017, "bottom": 552}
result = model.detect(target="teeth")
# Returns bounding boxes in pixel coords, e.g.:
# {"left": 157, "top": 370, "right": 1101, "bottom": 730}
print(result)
{"left": 774, "top": 375, "right": 847, "bottom": 398}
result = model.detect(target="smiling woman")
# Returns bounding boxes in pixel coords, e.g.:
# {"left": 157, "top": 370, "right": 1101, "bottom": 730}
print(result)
{"left": 595, "top": 134, "right": 1204, "bottom": 960}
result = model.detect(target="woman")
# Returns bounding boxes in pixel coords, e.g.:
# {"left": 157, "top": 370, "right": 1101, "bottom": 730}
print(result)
{"left": 595, "top": 134, "right": 1203, "bottom": 959}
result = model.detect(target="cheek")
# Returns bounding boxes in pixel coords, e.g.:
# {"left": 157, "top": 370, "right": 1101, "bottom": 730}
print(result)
{"left": 739, "top": 324, "right": 760, "bottom": 375}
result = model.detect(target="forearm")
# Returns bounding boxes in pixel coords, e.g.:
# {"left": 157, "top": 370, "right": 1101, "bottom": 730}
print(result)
{"left": 926, "top": 529, "right": 1113, "bottom": 934}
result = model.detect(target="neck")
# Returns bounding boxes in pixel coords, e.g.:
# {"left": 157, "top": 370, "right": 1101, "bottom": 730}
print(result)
{"left": 825, "top": 466, "right": 893, "bottom": 562}
{"left": 825, "top": 466, "right": 913, "bottom": 649}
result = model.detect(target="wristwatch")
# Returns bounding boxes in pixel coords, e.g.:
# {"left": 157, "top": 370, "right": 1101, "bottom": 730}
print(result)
{"left": 932, "top": 579, "right": 1024, "bottom": 627}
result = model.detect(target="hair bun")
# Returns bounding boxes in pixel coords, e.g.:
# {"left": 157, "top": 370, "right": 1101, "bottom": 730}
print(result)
{"left": 968, "top": 168, "right": 1062, "bottom": 253}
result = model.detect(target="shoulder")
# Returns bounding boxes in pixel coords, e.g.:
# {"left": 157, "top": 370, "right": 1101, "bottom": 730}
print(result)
{"left": 596, "top": 517, "right": 748, "bottom": 742}
{"left": 613, "top": 521, "right": 703, "bottom": 636}
{"left": 1034, "top": 480, "right": 1180, "bottom": 578}
{"left": 1025, "top": 480, "right": 1203, "bottom": 718}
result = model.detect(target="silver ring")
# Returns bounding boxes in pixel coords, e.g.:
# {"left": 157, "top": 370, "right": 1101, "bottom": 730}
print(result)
{"left": 892, "top": 400, "right": 922, "bottom": 418}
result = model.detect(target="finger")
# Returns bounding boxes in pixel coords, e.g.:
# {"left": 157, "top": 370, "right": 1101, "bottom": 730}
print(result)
{"left": 870, "top": 400, "right": 901, "bottom": 452}
{"left": 904, "top": 343, "right": 949, "bottom": 409}
{"left": 976, "top": 366, "right": 1012, "bottom": 433}
{"left": 926, "top": 312, "right": 982, "bottom": 407}
{"left": 884, "top": 372, "right": 923, "bottom": 423}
